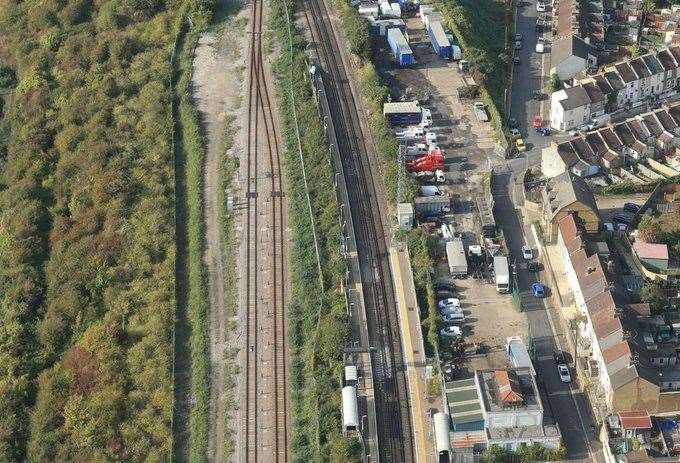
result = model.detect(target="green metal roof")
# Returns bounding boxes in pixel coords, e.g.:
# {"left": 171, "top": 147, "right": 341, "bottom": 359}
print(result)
{"left": 445, "top": 378, "right": 484, "bottom": 424}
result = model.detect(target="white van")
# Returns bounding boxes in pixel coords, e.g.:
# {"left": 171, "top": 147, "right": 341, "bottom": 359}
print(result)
{"left": 451, "top": 45, "right": 462, "bottom": 61}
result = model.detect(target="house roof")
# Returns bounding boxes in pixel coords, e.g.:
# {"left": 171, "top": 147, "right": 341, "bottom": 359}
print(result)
{"left": 642, "top": 114, "right": 663, "bottom": 136}
{"left": 583, "top": 82, "right": 605, "bottom": 103}
{"left": 586, "top": 132, "right": 608, "bottom": 155}
{"left": 552, "top": 35, "right": 596, "bottom": 67}
{"left": 615, "top": 62, "right": 637, "bottom": 83}
{"left": 593, "top": 314, "right": 623, "bottom": 340}
{"left": 642, "top": 54, "right": 664, "bottom": 75}
{"left": 668, "top": 104, "right": 680, "bottom": 125}
{"left": 557, "top": 142, "right": 581, "bottom": 167}
{"left": 560, "top": 86, "right": 592, "bottom": 110}
{"left": 593, "top": 75, "right": 613, "bottom": 95}
{"left": 655, "top": 109, "right": 677, "bottom": 131}
{"left": 602, "top": 150, "right": 619, "bottom": 162}
{"left": 633, "top": 241, "right": 669, "bottom": 260}
{"left": 571, "top": 137, "right": 595, "bottom": 160}
{"left": 610, "top": 365, "right": 639, "bottom": 389}
{"left": 626, "top": 303, "right": 651, "bottom": 317}
{"left": 602, "top": 341, "right": 631, "bottom": 365}
{"left": 631, "top": 140, "right": 648, "bottom": 154}
{"left": 599, "top": 127, "right": 623, "bottom": 150}
{"left": 628, "top": 119, "right": 650, "bottom": 140}
{"left": 656, "top": 49, "right": 678, "bottom": 71}
{"left": 668, "top": 45, "right": 680, "bottom": 65}
{"left": 557, "top": 213, "right": 585, "bottom": 253}
{"left": 618, "top": 411, "right": 652, "bottom": 430}
{"left": 573, "top": 252, "right": 607, "bottom": 297}
{"left": 613, "top": 123, "right": 635, "bottom": 147}
{"left": 573, "top": 159, "right": 592, "bottom": 173}
{"left": 545, "top": 171, "right": 599, "bottom": 222}
{"left": 630, "top": 57, "right": 651, "bottom": 78}
{"left": 494, "top": 370, "right": 523, "bottom": 405}
{"left": 586, "top": 290, "right": 617, "bottom": 320}
{"left": 604, "top": 71, "right": 625, "bottom": 91}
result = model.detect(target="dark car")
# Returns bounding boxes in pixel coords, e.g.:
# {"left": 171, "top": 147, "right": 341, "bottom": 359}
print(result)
{"left": 528, "top": 261, "right": 540, "bottom": 272}
{"left": 435, "top": 282, "right": 456, "bottom": 293}
{"left": 623, "top": 202, "right": 640, "bottom": 214}
{"left": 612, "top": 214, "right": 631, "bottom": 225}
{"left": 532, "top": 90, "right": 544, "bottom": 100}
{"left": 553, "top": 350, "right": 566, "bottom": 363}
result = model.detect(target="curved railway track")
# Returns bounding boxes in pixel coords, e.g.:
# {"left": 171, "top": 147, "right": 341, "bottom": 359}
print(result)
{"left": 301, "top": 3, "right": 415, "bottom": 461}
{"left": 243, "top": 0, "right": 288, "bottom": 460}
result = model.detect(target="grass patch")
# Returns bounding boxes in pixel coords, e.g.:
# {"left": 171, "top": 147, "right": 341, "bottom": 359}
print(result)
{"left": 174, "top": 22, "right": 210, "bottom": 463}
{"left": 407, "top": 229, "right": 439, "bottom": 358}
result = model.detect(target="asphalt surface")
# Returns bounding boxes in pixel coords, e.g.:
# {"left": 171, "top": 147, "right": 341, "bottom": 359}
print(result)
{"left": 509, "top": 0, "right": 553, "bottom": 171}
{"left": 492, "top": 171, "right": 604, "bottom": 461}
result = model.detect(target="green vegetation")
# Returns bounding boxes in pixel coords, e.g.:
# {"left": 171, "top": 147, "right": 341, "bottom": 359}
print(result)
{"left": 407, "top": 229, "right": 439, "bottom": 357}
{"left": 435, "top": 0, "right": 510, "bottom": 124}
{"left": 0, "top": 66, "right": 16, "bottom": 89}
{"left": 481, "top": 443, "right": 567, "bottom": 462}
{"left": 0, "top": 0, "right": 212, "bottom": 460}
{"left": 549, "top": 73, "right": 562, "bottom": 92}
{"left": 333, "top": 0, "right": 370, "bottom": 61}
{"left": 638, "top": 214, "right": 680, "bottom": 255}
{"left": 269, "top": 0, "right": 360, "bottom": 460}
{"left": 174, "top": 20, "right": 213, "bottom": 461}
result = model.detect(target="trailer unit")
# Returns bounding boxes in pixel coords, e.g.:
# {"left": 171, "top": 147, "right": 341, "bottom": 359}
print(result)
{"left": 493, "top": 255, "right": 510, "bottom": 293}
{"left": 383, "top": 100, "right": 422, "bottom": 125}
{"left": 446, "top": 238, "right": 468, "bottom": 277}
{"left": 427, "top": 20, "right": 451, "bottom": 59}
{"left": 368, "top": 18, "right": 406, "bottom": 36}
{"left": 434, "top": 412, "right": 452, "bottom": 463}
{"left": 387, "top": 28, "right": 413, "bottom": 66}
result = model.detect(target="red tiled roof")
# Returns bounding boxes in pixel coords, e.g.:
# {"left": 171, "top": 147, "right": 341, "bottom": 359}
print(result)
{"left": 592, "top": 313, "right": 622, "bottom": 340}
{"left": 619, "top": 410, "right": 652, "bottom": 429}
{"left": 586, "top": 290, "right": 616, "bottom": 319}
{"left": 633, "top": 241, "right": 669, "bottom": 260}
{"left": 557, "top": 213, "right": 582, "bottom": 252}
{"left": 602, "top": 341, "right": 631, "bottom": 365}
{"left": 494, "top": 370, "right": 523, "bottom": 405}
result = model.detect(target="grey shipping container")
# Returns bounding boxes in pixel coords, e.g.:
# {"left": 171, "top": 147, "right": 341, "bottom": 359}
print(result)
{"left": 427, "top": 21, "right": 451, "bottom": 59}
{"left": 387, "top": 28, "right": 413, "bottom": 66}
{"left": 414, "top": 195, "right": 449, "bottom": 216}
{"left": 368, "top": 18, "right": 406, "bottom": 36}
{"left": 383, "top": 100, "right": 422, "bottom": 125}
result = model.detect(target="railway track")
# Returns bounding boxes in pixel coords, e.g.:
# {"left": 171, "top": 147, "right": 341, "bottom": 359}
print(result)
{"left": 301, "top": 3, "right": 415, "bottom": 462}
{"left": 243, "top": 0, "right": 288, "bottom": 460}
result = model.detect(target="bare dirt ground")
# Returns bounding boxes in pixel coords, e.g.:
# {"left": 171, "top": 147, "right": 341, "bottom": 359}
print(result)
{"left": 191, "top": 3, "right": 249, "bottom": 461}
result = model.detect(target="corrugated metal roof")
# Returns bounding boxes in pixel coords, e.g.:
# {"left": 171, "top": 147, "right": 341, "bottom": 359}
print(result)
{"left": 633, "top": 241, "right": 669, "bottom": 261}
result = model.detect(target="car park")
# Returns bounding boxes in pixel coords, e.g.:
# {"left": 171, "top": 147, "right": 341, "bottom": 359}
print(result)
{"left": 438, "top": 298, "right": 461, "bottom": 309}
{"left": 522, "top": 246, "right": 532, "bottom": 260}
{"left": 440, "top": 326, "right": 462, "bottom": 338}
{"left": 558, "top": 364, "right": 571, "bottom": 383}
{"left": 531, "top": 282, "right": 545, "bottom": 298}
{"left": 624, "top": 202, "right": 640, "bottom": 213}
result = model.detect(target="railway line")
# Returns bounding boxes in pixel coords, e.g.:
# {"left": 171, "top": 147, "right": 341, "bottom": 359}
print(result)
{"left": 301, "top": 2, "right": 415, "bottom": 461}
{"left": 243, "top": 0, "right": 288, "bottom": 461}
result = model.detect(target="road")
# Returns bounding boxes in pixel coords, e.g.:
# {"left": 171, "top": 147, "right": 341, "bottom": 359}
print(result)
{"left": 509, "top": 0, "right": 553, "bottom": 169}
{"left": 492, "top": 170, "right": 604, "bottom": 461}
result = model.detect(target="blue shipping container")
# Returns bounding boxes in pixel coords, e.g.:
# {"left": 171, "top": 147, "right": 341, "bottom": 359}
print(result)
{"left": 387, "top": 28, "right": 413, "bottom": 66}
{"left": 427, "top": 21, "right": 451, "bottom": 59}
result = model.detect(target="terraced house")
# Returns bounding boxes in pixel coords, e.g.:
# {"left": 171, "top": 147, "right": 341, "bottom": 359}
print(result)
{"left": 550, "top": 46, "right": 680, "bottom": 131}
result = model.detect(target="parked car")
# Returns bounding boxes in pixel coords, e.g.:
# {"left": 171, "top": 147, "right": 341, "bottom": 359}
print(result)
{"left": 458, "top": 60, "right": 469, "bottom": 71}
{"left": 514, "top": 40, "right": 522, "bottom": 50}
{"left": 435, "top": 282, "right": 456, "bottom": 292}
{"left": 514, "top": 33, "right": 522, "bottom": 41}
{"left": 509, "top": 128, "right": 522, "bottom": 139}
{"left": 438, "top": 298, "right": 461, "bottom": 309}
{"left": 528, "top": 261, "right": 540, "bottom": 272}
{"left": 532, "top": 90, "right": 544, "bottom": 100}
{"left": 473, "top": 102, "right": 489, "bottom": 122}
{"left": 612, "top": 214, "right": 631, "bottom": 224}
{"left": 440, "top": 326, "right": 463, "bottom": 338}
{"left": 513, "top": 56, "right": 521, "bottom": 65}
{"left": 440, "top": 305, "right": 463, "bottom": 315}
{"left": 441, "top": 312, "right": 466, "bottom": 324}
{"left": 623, "top": 202, "right": 640, "bottom": 213}
{"left": 536, "top": 1, "right": 546, "bottom": 11}
{"left": 531, "top": 282, "right": 545, "bottom": 298}
{"left": 557, "top": 364, "right": 571, "bottom": 383}
{"left": 602, "top": 222, "right": 614, "bottom": 231}
{"left": 522, "top": 245, "right": 533, "bottom": 260}
{"left": 617, "top": 223, "right": 628, "bottom": 231}
{"left": 553, "top": 350, "right": 566, "bottom": 363}
{"left": 515, "top": 138, "right": 526, "bottom": 153}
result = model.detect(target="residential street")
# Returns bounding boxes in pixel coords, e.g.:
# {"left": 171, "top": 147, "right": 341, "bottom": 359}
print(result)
{"left": 509, "top": 0, "right": 552, "bottom": 169}
{"left": 492, "top": 171, "right": 604, "bottom": 461}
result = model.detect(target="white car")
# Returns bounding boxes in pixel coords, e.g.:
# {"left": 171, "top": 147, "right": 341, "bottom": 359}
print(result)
{"left": 425, "top": 132, "right": 437, "bottom": 144}
{"left": 441, "top": 312, "right": 465, "bottom": 324}
{"left": 522, "top": 245, "right": 533, "bottom": 260}
{"left": 440, "top": 305, "right": 463, "bottom": 315}
{"left": 536, "top": 1, "right": 546, "bottom": 11}
{"left": 438, "top": 298, "right": 461, "bottom": 309}
{"left": 440, "top": 326, "right": 462, "bottom": 337}
{"left": 558, "top": 364, "right": 571, "bottom": 383}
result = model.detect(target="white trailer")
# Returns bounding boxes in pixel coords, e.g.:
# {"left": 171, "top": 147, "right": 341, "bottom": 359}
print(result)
{"left": 341, "top": 386, "right": 359, "bottom": 435}
{"left": 506, "top": 336, "right": 534, "bottom": 373}
{"left": 493, "top": 255, "right": 509, "bottom": 293}
{"left": 434, "top": 412, "right": 452, "bottom": 463}
{"left": 446, "top": 238, "right": 468, "bottom": 277}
